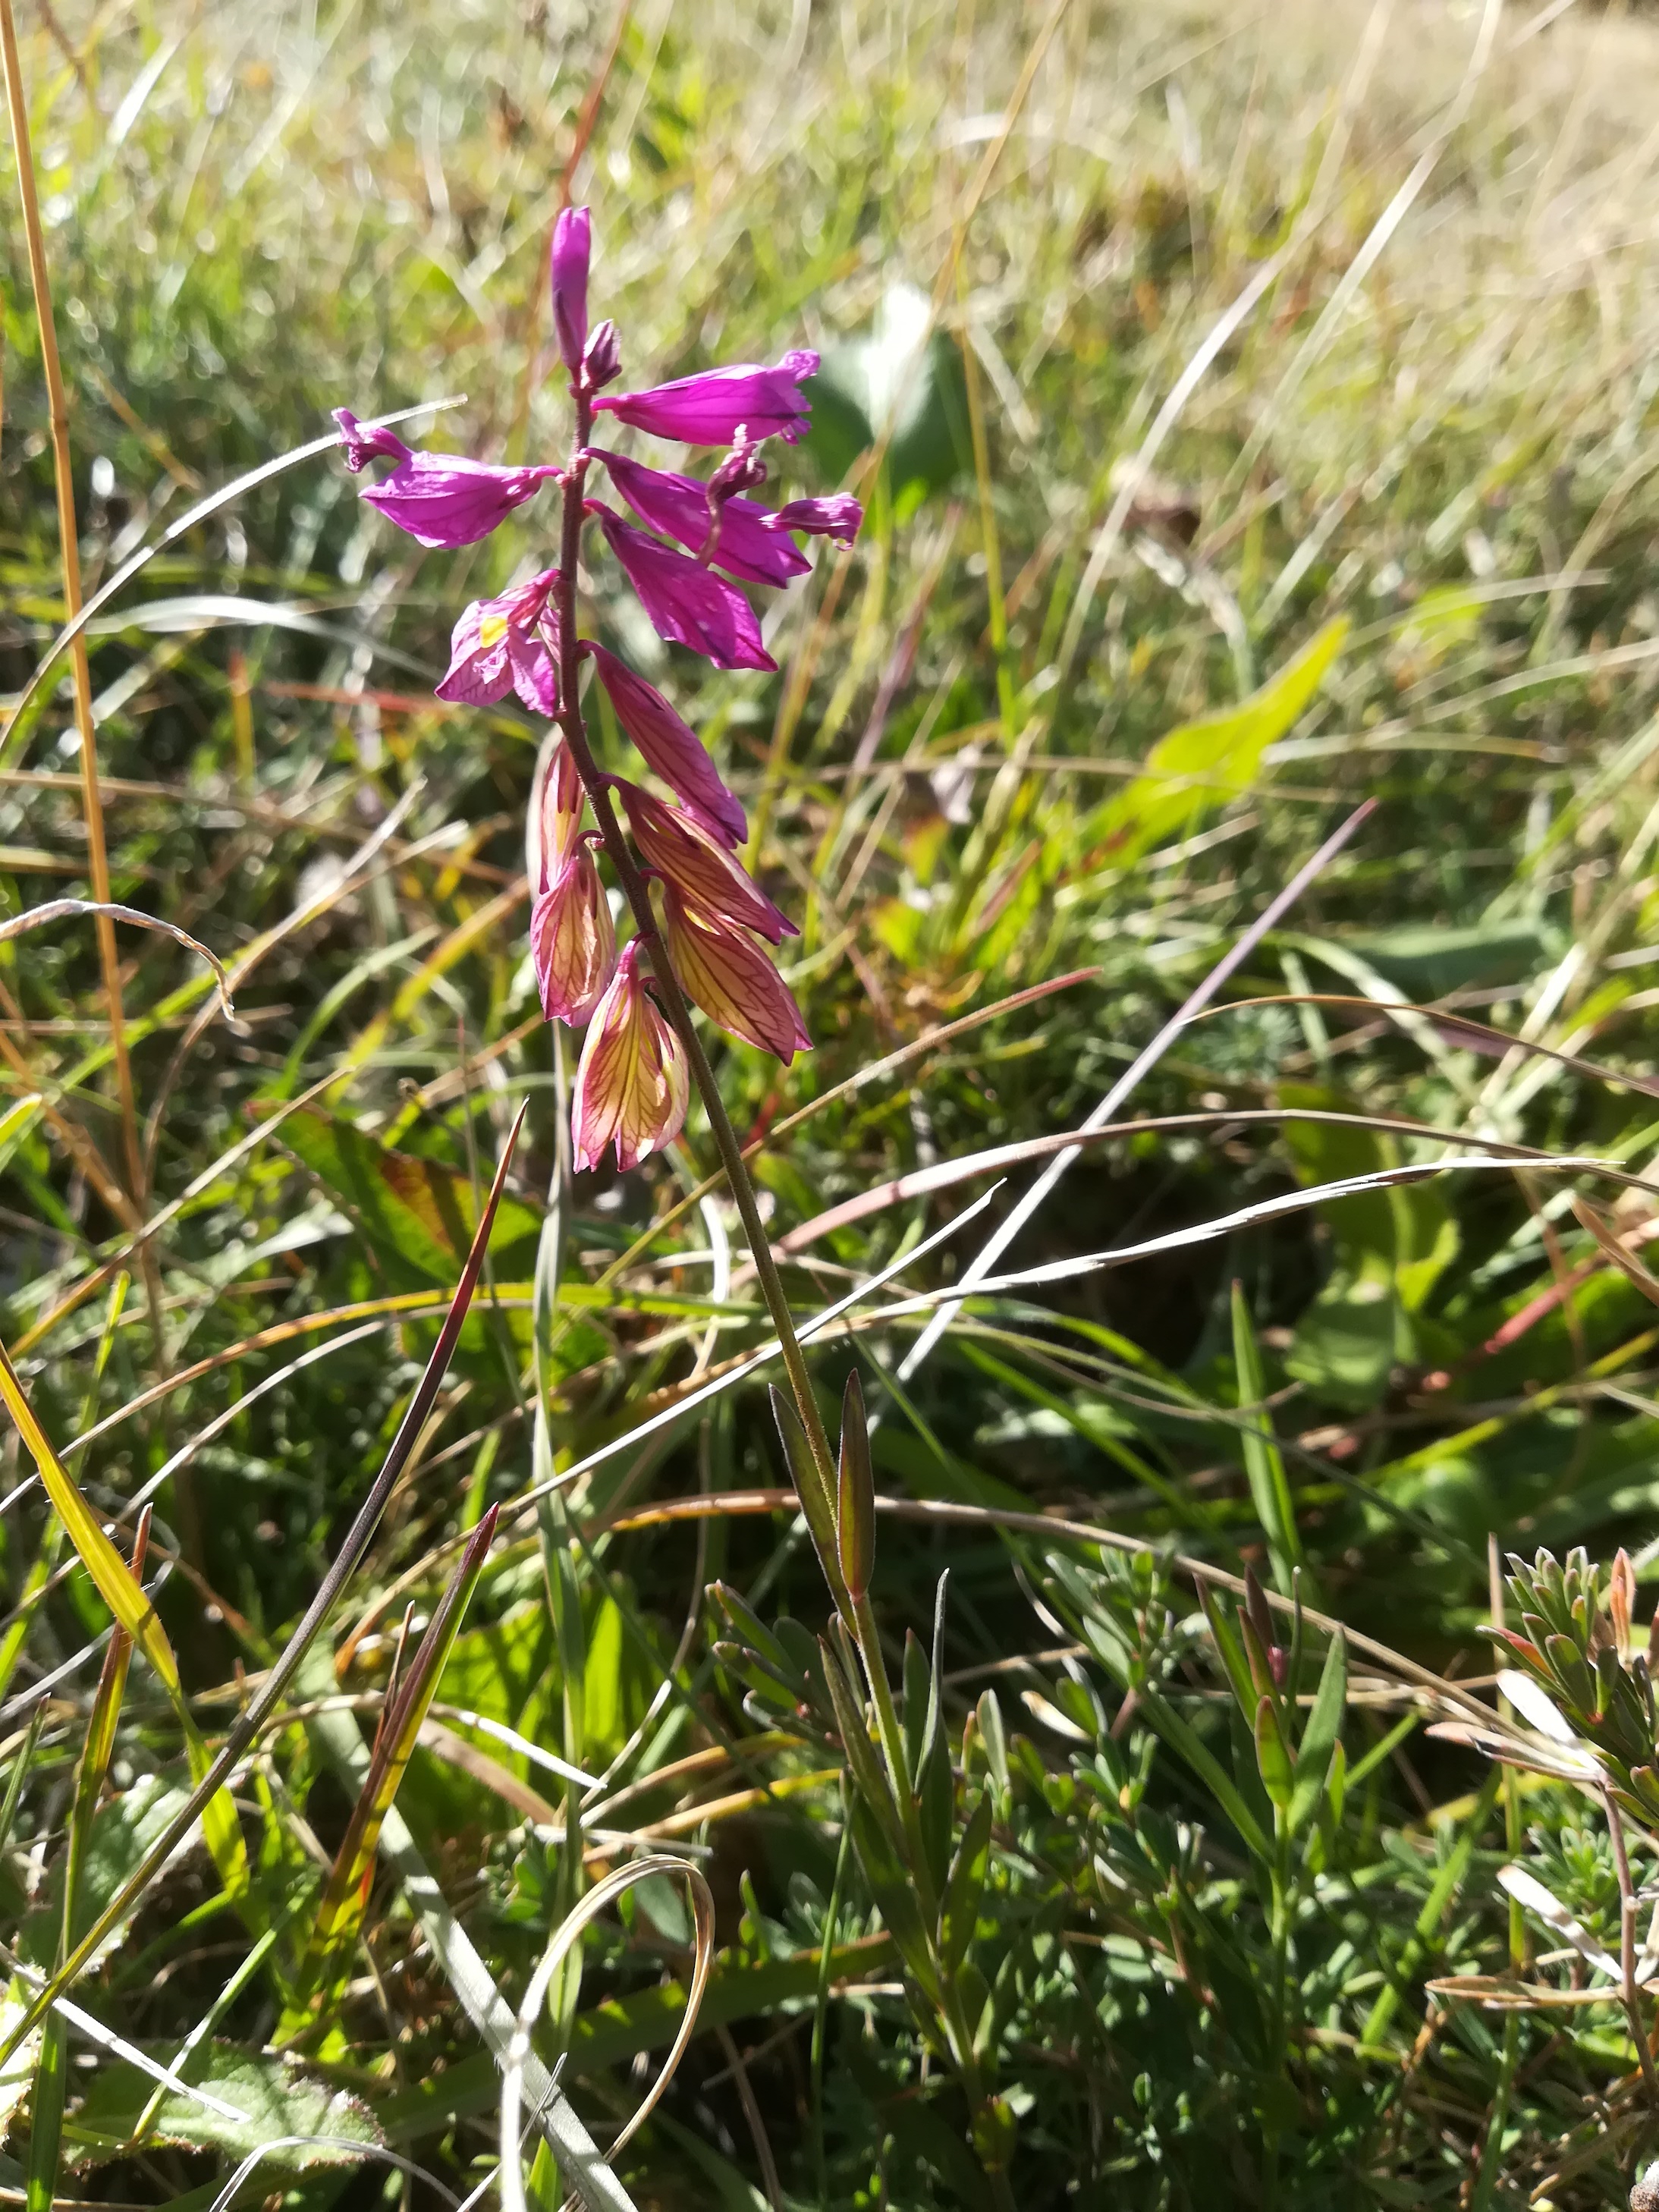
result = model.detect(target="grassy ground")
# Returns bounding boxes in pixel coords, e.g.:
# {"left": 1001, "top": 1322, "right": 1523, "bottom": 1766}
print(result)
{"left": 5, "top": 0, "right": 1659, "bottom": 2204}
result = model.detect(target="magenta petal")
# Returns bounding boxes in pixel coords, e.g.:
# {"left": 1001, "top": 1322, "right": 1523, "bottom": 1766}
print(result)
{"left": 435, "top": 601, "right": 513, "bottom": 704}
{"left": 551, "top": 206, "right": 591, "bottom": 372}
{"left": 768, "top": 493, "right": 863, "bottom": 546}
{"left": 592, "top": 350, "right": 819, "bottom": 448}
{"left": 586, "top": 641, "right": 747, "bottom": 847}
{"left": 595, "top": 509, "right": 776, "bottom": 672}
{"left": 435, "top": 569, "right": 562, "bottom": 709}
{"left": 594, "top": 449, "right": 808, "bottom": 587}
{"left": 359, "top": 451, "right": 559, "bottom": 548}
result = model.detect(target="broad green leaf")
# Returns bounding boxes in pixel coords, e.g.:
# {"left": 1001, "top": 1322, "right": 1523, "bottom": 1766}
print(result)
{"left": 806, "top": 279, "right": 971, "bottom": 506}
{"left": 256, "top": 1106, "right": 542, "bottom": 1287}
{"left": 66, "top": 2043, "right": 381, "bottom": 2170}
{"left": 1091, "top": 616, "right": 1347, "bottom": 866}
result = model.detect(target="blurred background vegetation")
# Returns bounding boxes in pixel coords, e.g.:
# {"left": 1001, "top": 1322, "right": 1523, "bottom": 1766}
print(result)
{"left": 5, "top": 0, "right": 1659, "bottom": 2204}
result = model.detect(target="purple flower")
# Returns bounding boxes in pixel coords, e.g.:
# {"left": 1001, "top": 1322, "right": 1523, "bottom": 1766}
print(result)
{"left": 620, "top": 783, "right": 796, "bottom": 944}
{"left": 334, "top": 408, "right": 558, "bottom": 548}
{"left": 592, "top": 507, "right": 775, "bottom": 671}
{"left": 584, "top": 641, "right": 746, "bottom": 847}
{"left": 768, "top": 494, "right": 864, "bottom": 546}
{"left": 592, "top": 449, "right": 808, "bottom": 587}
{"left": 551, "top": 206, "right": 590, "bottom": 374}
{"left": 436, "top": 569, "right": 561, "bottom": 714}
{"left": 592, "top": 350, "right": 820, "bottom": 448}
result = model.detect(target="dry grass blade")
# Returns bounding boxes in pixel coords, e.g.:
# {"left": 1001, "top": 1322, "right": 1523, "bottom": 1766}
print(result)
{"left": 0, "top": 901, "right": 238, "bottom": 1023}
{"left": 498, "top": 1855, "right": 716, "bottom": 2212}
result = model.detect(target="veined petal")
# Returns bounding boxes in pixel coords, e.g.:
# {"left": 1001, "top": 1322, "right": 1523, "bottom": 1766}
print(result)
{"left": 592, "top": 351, "right": 819, "bottom": 447}
{"left": 593, "top": 449, "right": 808, "bottom": 587}
{"left": 585, "top": 642, "right": 746, "bottom": 847}
{"left": 664, "top": 892, "right": 810, "bottom": 1064}
{"left": 593, "top": 508, "right": 775, "bottom": 671}
{"left": 570, "top": 943, "right": 689, "bottom": 1173}
{"left": 621, "top": 783, "right": 796, "bottom": 943}
{"left": 531, "top": 847, "right": 617, "bottom": 1025}
{"left": 539, "top": 735, "right": 586, "bottom": 885}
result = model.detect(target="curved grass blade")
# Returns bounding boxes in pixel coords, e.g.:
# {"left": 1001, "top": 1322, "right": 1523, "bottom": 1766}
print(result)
{"left": 0, "top": 1106, "right": 528, "bottom": 2074}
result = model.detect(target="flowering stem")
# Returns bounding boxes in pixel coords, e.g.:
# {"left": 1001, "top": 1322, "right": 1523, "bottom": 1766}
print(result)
{"left": 551, "top": 404, "right": 843, "bottom": 1532}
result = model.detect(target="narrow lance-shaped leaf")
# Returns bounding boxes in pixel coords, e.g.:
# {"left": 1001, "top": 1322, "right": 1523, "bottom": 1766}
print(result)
{"left": 1253, "top": 1695, "right": 1294, "bottom": 1812}
{"left": 940, "top": 1790, "right": 993, "bottom": 1974}
{"left": 836, "top": 1369, "right": 876, "bottom": 1604}
{"left": 30, "top": 1510, "right": 152, "bottom": 2212}
{"left": 1230, "top": 1282, "right": 1304, "bottom": 1596}
{"left": 1199, "top": 1585, "right": 1259, "bottom": 1721}
{"left": 769, "top": 1387, "right": 846, "bottom": 1610}
{"left": 1288, "top": 1630, "right": 1347, "bottom": 1834}
{"left": 297, "top": 1505, "right": 501, "bottom": 1990}
{"left": 915, "top": 1574, "right": 954, "bottom": 1902}
{"left": 0, "top": 1349, "right": 247, "bottom": 1903}
{"left": 976, "top": 1689, "right": 1010, "bottom": 1805}
{"left": 819, "top": 1628, "right": 903, "bottom": 1851}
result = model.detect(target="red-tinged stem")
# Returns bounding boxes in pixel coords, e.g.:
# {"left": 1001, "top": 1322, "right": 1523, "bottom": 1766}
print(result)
{"left": 551, "top": 394, "right": 841, "bottom": 1526}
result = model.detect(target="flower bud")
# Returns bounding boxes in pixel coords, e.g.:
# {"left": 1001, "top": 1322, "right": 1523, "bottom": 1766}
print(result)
{"left": 583, "top": 319, "right": 622, "bottom": 390}
{"left": 551, "top": 205, "right": 591, "bottom": 373}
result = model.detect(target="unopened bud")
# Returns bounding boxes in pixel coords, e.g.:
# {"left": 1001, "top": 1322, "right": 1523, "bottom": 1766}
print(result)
{"left": 551, "top": 206, "right": 590, "bottom": 372}
{"left": 583, "top": 318, "right": 622, "bottom": 390}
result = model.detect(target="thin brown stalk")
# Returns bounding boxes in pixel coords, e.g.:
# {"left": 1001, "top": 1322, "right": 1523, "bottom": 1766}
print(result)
{"left": 0, "top": 0, "right": 141, "bottom": 1214}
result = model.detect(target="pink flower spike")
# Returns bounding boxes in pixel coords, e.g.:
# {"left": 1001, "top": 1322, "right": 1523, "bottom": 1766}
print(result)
{"left": 664, "top": 891, "right": 810, "bottom": 1064}
{"left": 586, "top": 642, "right": 747, "bottom": 847}
{"left": 344, "top": 423, "right": 559, "bottom": 548}
{"left": 570, "top": 941, "right": 690, "bottom": 1173}
{"left": 335, "top": 410, "right": 412, "bottom": 470}
{"left": 592, "top": 450, "right": 809, "bottom": 588}
{"left": 595, "top": 508, "right": 776, "bottom": 671}
{"left": 621, "top": 782, "right": 796, "bottom": 943}
{"left": 436, "top": 569, "right": 562, "bottom": 715}
{"left": 531, "top": 844, "right": 617, "bottom": 1025}
{"left": 768, "top": 494, "right": 864, "bottom": 546}
{"left": 551, "top": 206, "right": 591, "bottom": 374}
{"left": 592, "top": 350, "right": 820, "bottom": 448}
